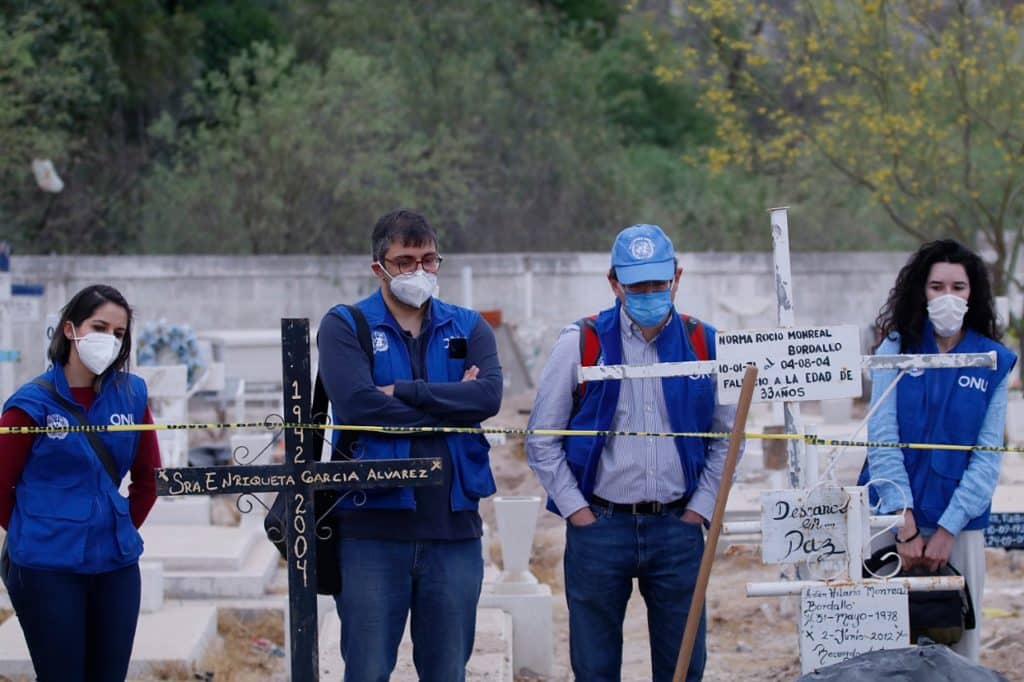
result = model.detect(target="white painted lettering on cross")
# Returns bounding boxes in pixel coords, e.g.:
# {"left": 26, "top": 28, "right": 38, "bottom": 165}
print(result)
{"left": 760, "top": 487, "right": 855, "bottom": 565}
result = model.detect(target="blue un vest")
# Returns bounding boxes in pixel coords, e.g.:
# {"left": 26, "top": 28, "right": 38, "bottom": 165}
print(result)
{"left": 554, "top": 303, "right": 717, "bottom": 515}
{"left": 862, "top": 324, "right": 1016, "bottom": 531}
{"left": 328, "top": 290, "right": 496, "bottom": 511}
{"left": 3, "top": 364, "right": 148, "bottom": 572}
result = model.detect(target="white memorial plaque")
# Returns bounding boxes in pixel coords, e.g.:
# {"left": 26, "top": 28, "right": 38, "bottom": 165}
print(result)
{"left": 716, "top": 324, "right": 862, "bottom": 404}
{"left": 800, "top": 583, "right": 909, "bottom": 673}
{"left": 760, "top": 487, "right": 851, "bottom": 565}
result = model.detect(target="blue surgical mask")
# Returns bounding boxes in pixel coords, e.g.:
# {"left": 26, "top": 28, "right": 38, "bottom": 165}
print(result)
{"left": 624, "top": 291, "right": 673, "bottom": 327}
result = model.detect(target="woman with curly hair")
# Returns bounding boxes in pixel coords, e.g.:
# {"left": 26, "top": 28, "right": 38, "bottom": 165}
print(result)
{"left": 0, "top": 284, "right": 162, "bottom": 681}
{"left": 860, "top": 239, "right": 1016, "bottom": 660}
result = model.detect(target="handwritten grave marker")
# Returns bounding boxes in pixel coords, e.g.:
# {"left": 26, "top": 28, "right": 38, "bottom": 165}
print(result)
{"left": 759, "top": 487, "right": 868, "bottom": 566}
{"left": 799, "top": 583, "right": 909, "bottom": 674}
{"left": 716, "top": 324, "right": 862, "bottom": 404}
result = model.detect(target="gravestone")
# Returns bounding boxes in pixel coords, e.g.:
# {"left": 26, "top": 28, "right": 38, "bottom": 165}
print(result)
{"left": 984, "top": 512, "right": 1024, "bottom": 549}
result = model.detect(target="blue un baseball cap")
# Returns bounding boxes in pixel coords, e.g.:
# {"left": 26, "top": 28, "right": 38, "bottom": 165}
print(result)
{"left": 610, "top": 224, "right": 675, "bottom": 285}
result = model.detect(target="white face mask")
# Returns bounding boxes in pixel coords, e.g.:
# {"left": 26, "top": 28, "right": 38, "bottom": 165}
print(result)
{"left": 73, "top": 331, "right": 122, "bottom": 375}
{"left": 379, "top": 266, "right": 437, "bottom": 308}
{"left": 927, "top": 294, "right": 968, "bottom": 338}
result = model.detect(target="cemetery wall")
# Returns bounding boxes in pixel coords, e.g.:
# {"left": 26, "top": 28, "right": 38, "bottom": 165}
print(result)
{"left": 6, "top": 251, "right": 913, "bottom": 389}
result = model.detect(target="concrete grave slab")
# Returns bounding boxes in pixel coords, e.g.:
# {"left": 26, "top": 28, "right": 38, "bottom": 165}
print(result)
{"left": 145, "top": 496, "right": 212, "bottom": 525}
{"left": 141, "top": 524, "right": 259, "bottom": 571}
{"left": 140, "top": 524, "right": 280, "bottom": 599}
{"left": 163, "top": 538, "right": 280, "bottom": 599}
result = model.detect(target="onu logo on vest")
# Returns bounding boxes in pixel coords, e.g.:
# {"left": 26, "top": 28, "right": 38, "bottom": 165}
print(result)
{"left": 46, "top": 413, "right": 70, "bottom": 440}
{"left": 958, "top": 375, "right": 989, "bottom": 393}
{"left": 110, "top": 413, "right": 135, "bottom": 426}
{"left": 372, "top": 330, "right": 389, "bottom": 353}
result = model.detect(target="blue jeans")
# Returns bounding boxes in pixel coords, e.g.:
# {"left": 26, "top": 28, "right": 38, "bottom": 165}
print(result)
{"left": 334, "top": 537, "right": 484, "bottom": 682}
{"left": 564, "top": 505, "right": 706, "bottom": 682}
{"left": 5, "top": 560, "right": 141, "bottom": 682}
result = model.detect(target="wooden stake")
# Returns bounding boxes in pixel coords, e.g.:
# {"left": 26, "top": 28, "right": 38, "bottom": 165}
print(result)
{"left": 672, "top": 365, "right": 758, "bottom": 682}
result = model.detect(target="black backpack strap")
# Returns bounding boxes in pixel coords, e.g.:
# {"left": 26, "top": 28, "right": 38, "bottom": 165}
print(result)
{"left": 313, "top": 303, "right": 374, "bottom": 422}
{"left": 313, "top": 304, "right": 375, "bottom": 461}
{"left": 31, "top": 378, "right": 120, "bottom": 487}
{"left": 341, "top": 304, "right": 374, "bottom": 371}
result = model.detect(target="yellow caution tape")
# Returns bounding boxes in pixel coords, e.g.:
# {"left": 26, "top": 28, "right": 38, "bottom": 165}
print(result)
{"left": 1, "top": 421, "right": 1022, "bottom": 453}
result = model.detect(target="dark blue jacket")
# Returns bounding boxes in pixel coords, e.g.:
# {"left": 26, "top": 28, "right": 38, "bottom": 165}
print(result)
{"left": 554, "top": 302, "right": 716, "bottom": 514}
{"left": 324, "top": 291, "right": 498, "bottom": 511}
{"left": 3, "top": 364, "right": 147, "bottom": 572}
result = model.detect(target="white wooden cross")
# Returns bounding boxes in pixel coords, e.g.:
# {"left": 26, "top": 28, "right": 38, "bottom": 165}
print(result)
{"left": 579, "top": 208, "right": 992, "bottom": 672}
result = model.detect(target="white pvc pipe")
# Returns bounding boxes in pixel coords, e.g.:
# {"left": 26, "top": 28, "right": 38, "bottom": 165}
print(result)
{"left": 864, "top": 352, "right": 996, "bottom": 370}
{"left": 804, "top": 426, "right": 819, "bottom": 495}
{"left": 747, "top": 575, "right": 964, "bottom": 597}
{"left": 846, "top": 487, "right": 864, "bottom": 581}
{"left": 769, "top": 207, "right": 807, "bottom": 490}
{"left": 578, "top": 360, "right": 718, "bottom": 383}
{"left": 523, "top": 266, "right": 533, "bottom": 323}
{"left": 577, "top": 353, "right": 996, "bottom": 384}
{"left": 722, "top": 515, "right": 903, "bottom": 536}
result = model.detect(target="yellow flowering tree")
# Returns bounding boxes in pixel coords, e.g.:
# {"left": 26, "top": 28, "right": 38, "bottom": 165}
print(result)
{"left": 672, "top": 0, "right": 1024, "bottom": 298}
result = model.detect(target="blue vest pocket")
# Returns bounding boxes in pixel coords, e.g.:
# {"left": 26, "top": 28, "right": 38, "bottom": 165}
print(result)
{"left": 15, "top": 485, "right": 92, "bottom": 567}
{"left": 452, "top": 434, "right": 496, "bottom": 501}
{"left": 929, "top": 451, "right": 969, "bottom": 481}
{"left": 107, "top": 489, "right": 143, "bottom": 558}
{"left": 912, "top": 453, "right": 967, "bottom": 524}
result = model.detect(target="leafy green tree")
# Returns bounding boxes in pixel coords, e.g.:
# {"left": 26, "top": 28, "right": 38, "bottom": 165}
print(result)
{"left": 229, "top": 1, "right": 645, "bottom": 252}
{"left": 677, "top": 0, "right": 1024, "bottom": 284}
{"left": 0, "top": 1, "right": 123, "bottom": 251}
{"left": 143, "top": 45, "right": 472, "bottom": 253}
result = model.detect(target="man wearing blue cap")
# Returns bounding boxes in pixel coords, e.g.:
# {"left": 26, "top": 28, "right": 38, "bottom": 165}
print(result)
{"left": 526, "top": 224, "right": 737, "bottom": 681}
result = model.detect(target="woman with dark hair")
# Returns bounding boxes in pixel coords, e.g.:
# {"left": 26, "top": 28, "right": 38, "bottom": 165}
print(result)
{"left": 860, "top": 239, "right": 1016, "bottom": 661}
{"left": 0, "top": 284, "right": 161, "bottom": 681}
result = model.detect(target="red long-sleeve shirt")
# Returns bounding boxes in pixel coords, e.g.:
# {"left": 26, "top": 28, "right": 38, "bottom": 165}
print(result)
{"left": 0, "top": 386, "right": 162, "bottom": 529}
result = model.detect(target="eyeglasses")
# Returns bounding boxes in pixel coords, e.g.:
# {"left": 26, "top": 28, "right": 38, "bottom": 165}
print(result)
{"left": 622, "top": 280, "right": 671, "bottom": 294}
{"left": 383, "top": 254, "right": 444, "bottom": 274}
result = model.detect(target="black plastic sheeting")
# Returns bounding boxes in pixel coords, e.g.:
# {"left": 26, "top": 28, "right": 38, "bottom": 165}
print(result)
{"left": 797, "top": 644, "right": 1008, "bottom": 681}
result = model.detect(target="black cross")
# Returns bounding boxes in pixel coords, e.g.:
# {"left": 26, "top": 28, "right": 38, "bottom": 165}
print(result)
{"left": 154, "top": 319, "right": 443, "bottom": 680}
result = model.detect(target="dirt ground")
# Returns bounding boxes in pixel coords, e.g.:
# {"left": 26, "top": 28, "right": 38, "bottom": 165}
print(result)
{"left": 481, "top": 391, "right": 1024, "bottom": 682}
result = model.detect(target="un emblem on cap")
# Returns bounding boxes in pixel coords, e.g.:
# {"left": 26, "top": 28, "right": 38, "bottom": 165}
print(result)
{"left": 629, "top": 237, "right": 655, "bottom": 260}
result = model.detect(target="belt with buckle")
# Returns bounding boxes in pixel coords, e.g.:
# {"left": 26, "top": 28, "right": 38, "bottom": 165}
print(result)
{"left": 591, "top": 495, "right": 687, "bottom": 515}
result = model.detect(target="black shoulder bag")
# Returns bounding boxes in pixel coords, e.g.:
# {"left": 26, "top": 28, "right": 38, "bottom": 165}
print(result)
{"left": 1, "top": 379, "right": 122, "bottom": 588}
{"left": 264, "top": 304, "right": 372, "bottom": 596}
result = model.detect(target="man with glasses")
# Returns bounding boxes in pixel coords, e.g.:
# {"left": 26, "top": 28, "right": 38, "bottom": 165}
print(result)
{"left": 526, "top": 223, "right": 738, "bottom": 681}
{"left": 317, "top": 209, "right": 503, "bottom": 681}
